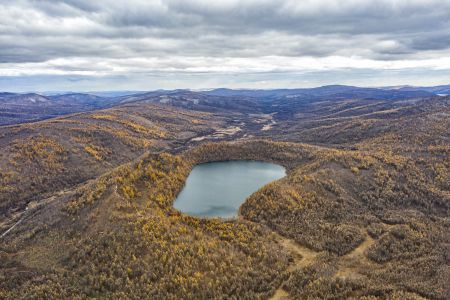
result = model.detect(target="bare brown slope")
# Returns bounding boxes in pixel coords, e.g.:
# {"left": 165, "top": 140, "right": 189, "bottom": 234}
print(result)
{"left": 257, "top": 96, "right": 450, "bottom": 151}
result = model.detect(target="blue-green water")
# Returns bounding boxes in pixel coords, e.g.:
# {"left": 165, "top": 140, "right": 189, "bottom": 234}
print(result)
{"left": 173, "top": 160, "right": 286, "bottom": 218}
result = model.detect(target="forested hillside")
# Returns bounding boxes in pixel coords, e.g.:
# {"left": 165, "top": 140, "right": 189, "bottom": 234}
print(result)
{"left": 0, "top": 103, "right": 236, "bottom": 233}
{"left": 0, "top": 91, "right": 448, "bottom": 299}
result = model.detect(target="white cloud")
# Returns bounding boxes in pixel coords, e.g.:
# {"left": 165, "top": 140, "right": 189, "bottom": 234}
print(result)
{"left": 0, "top": 0, "right": 450, "bottom": 90}
{"left": 2, "top": 55, "right": 450, "bottom": 77}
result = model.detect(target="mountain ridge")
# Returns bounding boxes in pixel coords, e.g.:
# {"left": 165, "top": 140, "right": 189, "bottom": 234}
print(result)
{"left": 0, "top": 85, "right": 442, "bottom": 126}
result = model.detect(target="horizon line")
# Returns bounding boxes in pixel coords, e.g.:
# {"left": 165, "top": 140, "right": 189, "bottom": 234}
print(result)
{"left": 3, "top": 83, "right": 450, "bottom": 95}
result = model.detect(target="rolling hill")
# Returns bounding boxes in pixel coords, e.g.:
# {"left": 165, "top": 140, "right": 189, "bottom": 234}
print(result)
{"left": 0, "top": 85, "right": 440, "bottom": 126}
{"left": 0, "top": 87, "right": 448, "bottom": 299}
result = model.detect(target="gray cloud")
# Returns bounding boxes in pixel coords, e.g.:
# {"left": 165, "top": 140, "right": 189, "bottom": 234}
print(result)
{"left": 0, "top": 0, "right": 450, "bottom": 90}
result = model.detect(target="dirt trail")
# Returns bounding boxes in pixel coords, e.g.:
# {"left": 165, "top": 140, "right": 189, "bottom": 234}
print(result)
{"left": 347, "top": 234, "right": 374, "bottom": 259}
{"left": 270, "top": 232, "right": 376, "bottom": 299}
{"left": 279, "top": 236, "right": 318, "bottom": 271}
{"left": 0, "top": 197, "right": 56, "bottom": 239}
{"left": 335, "top": 234, "right": 375, "bottom": 279}
{"left": 260, "top": 114, "right": 276, "bottom": 131}
{"left": 190, "top": 125, "right": 242, "bottom": 142}
{"left": 269, "top": 234, "right": 319, "bottom": 300}
{"left": 271, "top": 288, "right": 290, "bottom": 300}
{"left": 0, "top": 183, "right": 85, "bottom": 239}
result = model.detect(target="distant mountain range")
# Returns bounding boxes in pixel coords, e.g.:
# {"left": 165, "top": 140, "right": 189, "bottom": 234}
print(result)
{"left": 382, "top": 84, "right": 450, "bottom": 94}
{"left": 0, "top": 93, "right": 117, "bottom": 126}
{"left": 201, "top": 85, "right": 438, "bottom": 99}
{"left": 0, "top": 85, "right": 447, "bottom": 126}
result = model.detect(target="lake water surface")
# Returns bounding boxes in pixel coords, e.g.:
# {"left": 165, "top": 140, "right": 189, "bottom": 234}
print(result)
{"left": 173, "top": 160, "right": 285, "bottom": 218}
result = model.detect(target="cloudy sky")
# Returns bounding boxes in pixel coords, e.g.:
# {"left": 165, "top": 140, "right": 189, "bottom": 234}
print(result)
{"left": 1, "top": 0, "right": 450, "bottom": 91}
